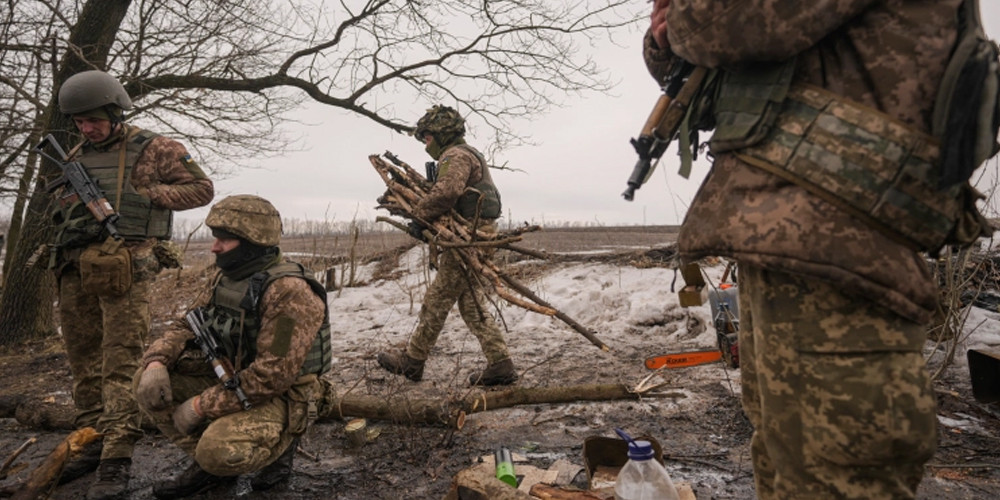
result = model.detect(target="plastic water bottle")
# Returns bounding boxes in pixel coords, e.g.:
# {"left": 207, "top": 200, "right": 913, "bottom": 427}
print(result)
{"left": 613, "top": 430, "right": 679, "bottom": 500}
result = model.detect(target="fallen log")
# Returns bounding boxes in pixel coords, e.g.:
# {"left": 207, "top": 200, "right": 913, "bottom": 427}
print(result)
{"left": 2, "top": 380, "right": 682, "bottom": 433}
{"left": 0, "top": 397, "right": 159, "bottom": 432}
{"left": 0, "top": 396, "right": 76, "bottom": 431}
{"left": 319, "top": 382, "right": 685, "bottom": 428}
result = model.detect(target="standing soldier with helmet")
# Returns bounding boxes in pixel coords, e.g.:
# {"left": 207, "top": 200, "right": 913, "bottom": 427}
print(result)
{"left": 49, "top": 70, "right": 214, "bottom": 500}
{"left": 376, "top": 105, "right": 517, "bottom": 386}
{"left": 134, "top": 194, "right": 332, "bottom": 498}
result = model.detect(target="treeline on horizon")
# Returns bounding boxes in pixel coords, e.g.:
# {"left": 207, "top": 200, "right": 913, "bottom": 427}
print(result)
{"left": 168, "top": 217, "right": 682, "bottom": 240}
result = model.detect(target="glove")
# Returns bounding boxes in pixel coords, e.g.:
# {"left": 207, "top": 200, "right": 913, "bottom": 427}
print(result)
{"left": 173, "top": 396, "right": 205, "bottom": 436}
{"left": 136, "top": 363, "right": 172, "bottom": 411}
{"left": 408, "top": 222, "right": 428, "bottom": 242}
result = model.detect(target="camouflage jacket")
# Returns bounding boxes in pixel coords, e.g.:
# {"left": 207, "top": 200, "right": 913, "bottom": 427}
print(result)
{"left": 413, "top": 142, "right": 488, "bottom": 222}
{"left": 142, "top": 272, "right": 326, "bottom": 418}
{"left": 645, "top": 0, "right": 962, "bottom": 323}
{"left": 77, "top": 124, "right": 215, "bottom": 212}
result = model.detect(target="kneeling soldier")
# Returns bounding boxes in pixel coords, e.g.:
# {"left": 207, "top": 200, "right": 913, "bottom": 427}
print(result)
{"left": 134, "top": 195, "right": 331, "bottom": 498}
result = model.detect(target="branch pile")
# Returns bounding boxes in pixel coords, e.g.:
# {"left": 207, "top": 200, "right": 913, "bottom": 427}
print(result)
{"left": 370, "top": 152, "right": 609, "bottom": 351}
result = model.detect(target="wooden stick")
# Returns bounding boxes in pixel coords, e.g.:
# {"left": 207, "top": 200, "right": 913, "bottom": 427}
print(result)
{"left": 10, "top": 427, "right": 102, "bottom": 500}
{"left": 0, "top": 436, "right": 37, "bottom": 479}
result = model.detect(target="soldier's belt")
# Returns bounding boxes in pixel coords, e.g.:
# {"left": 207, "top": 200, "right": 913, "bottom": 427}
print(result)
{"left": 736, "top": 84, "right": 959, "bottom": 252}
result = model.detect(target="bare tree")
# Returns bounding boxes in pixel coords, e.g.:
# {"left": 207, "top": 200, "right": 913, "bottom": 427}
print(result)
{"left": 0, "top": 0, "right": 641, "bottom": 343}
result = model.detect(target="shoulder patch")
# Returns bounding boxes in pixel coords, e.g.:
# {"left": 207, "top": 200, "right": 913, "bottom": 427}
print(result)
{"left": 179, "top": 154, "right": 207, "bottom": 177}
{"left": 270, "top": 315, "right": 295, "bottom": 357}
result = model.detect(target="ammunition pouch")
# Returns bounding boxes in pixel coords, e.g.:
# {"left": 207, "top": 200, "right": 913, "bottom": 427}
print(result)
{"left": 79, "top": 237, "right": 133, "bottom": 296}
{"left": 734, "top": 84, "right": 991, "bottom": 253}
{"left": 709, "top": 60, "right": 797, "bottom": 154}
{"left": 284, "top": 374, "right": 320, "bottom": 435}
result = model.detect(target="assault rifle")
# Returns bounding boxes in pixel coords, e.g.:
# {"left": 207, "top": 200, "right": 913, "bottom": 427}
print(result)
{"left": 622, "top": 62, "right": 709, "bottom": 201}
{"left": 35, "top": 134, "right": 122, "bottom": 240}
{"left": 186, "top": 307, "right": 252, "bottom": 410}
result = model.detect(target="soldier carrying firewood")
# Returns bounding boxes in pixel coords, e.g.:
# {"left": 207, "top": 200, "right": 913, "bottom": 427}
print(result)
{"left": 376, "top": 105, "right": 518, "bottom": 387}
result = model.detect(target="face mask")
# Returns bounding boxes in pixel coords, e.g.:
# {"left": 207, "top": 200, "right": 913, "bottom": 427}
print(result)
{"left": 425, "top": 137, "right": 444, "bottom": 160}
{"left": 215, "top": 240, "right": 277, "bottom": 278}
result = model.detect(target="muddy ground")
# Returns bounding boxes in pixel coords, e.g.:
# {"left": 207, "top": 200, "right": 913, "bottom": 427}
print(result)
{"left": 1, "top": 226, "right": 1000, "bottom": 499}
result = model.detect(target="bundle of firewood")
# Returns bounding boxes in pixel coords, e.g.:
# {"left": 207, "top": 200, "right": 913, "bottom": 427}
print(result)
{"left": 370, "top": 152, "right": 609, "bottom": 351}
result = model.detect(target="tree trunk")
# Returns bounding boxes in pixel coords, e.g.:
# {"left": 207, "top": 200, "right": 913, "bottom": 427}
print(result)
{"left": 0, "top": 0, "right": 132, "bottom": 345}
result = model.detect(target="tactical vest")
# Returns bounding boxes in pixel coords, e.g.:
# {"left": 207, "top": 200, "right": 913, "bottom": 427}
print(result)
{"left": 709, "top": 59, "right": 989, "bottom": 254}
{"left": 203, "top": 261, "right": 332, "bottom": 377}
{"left": 52, "top": 126, "right": 173, "bottom": 248}
{"left": 447, "top": 144, "right": 502, "bottom": 220}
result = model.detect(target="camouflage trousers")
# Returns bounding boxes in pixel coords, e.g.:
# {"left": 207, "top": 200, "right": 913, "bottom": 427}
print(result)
{"left": 737, "top": 263, "right": 937, "bottom": 500}
{"left": 133, "top": 369, "right": 319, "bottom": 476}
{"left": 406, "top": 247, "right": 510, "bottom": 364}
{"left": 57, "top": 266, "right": 150, "bottom": 460}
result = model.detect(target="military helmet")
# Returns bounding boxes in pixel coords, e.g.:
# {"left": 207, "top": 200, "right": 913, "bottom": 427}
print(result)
{"left": 58, "top": 70, "right": 133, "bottom": 115}
{"left": 205, "top": 195, "right": 283, "bottom": 247}
{"left": 414, "top": 105, "right": 465, "bottom": 143}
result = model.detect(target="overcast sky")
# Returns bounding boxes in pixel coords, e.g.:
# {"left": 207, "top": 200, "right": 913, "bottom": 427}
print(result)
{"left": 178, "top": 5, "right": 1000, "bottom": 230}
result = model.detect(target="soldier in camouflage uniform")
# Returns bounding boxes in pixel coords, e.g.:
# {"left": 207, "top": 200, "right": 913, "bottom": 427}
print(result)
{"left": 377, "top": 105, "right": 517, "bottom": 386}
{"left": 641, "top": 1, "right": 988, "bottom": 498}
{"left": 134, "top": 195, "right": 331, "bottom": 498}
{"left": 50, "top": 70, "right": 214, "bottom": 500}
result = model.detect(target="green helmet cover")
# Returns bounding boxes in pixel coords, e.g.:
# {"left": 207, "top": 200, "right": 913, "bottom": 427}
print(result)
{"left": 414, "top": 105, "right": 466, "bottom": 144}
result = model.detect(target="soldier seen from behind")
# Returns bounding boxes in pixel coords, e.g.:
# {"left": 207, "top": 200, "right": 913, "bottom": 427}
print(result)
{"left": 644, "top": 0, "right": 999, "bottom": 499}
{"left": 133, "top": 195, "right": 332, "bottom": 498}
{"left": 49, "top": 70, "right": 214, "bottom": 499}
{"left": 377, "top": 105, "right": 518, "bottom": 386}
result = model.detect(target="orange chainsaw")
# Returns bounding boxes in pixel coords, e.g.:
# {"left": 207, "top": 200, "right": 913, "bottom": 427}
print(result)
{"left": 646, "top": 271, "right": 741, "bottom": 370}
{"left": 644, "top": 349, "right": 723, "bottom": 370}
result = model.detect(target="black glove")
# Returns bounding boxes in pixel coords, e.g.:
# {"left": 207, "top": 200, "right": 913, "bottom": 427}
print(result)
{"left": 408, "top": 222, "right": 428, "bottom": 242}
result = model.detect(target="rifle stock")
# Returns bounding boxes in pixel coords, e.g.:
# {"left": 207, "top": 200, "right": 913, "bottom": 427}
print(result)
{"left": 35, "top": 134, "right": 122, "bottom": 240}
{"left": 623, "top": 63, "right": 709, "bottom": 201}
{"left": 185, "top": 308, "right": 252, "bottom": 410}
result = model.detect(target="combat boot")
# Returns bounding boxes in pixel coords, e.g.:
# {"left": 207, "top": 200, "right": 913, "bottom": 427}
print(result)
{"left": 58, "top": 438, "right": 102, "bottom": 484}
{"left": 468, "top": 358, "right": 518, "bottom": 386}
{"left": 376, "top": 349, "right": 424, "bottom": 381}
{"left": 250, "top": 437, "right": 299, "bottom": 490}
{"left": 152, "top": 459, "right": 233, "bottom": 499}
{"left": 85, "top": 458, "right": 130, "bottom": 500}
